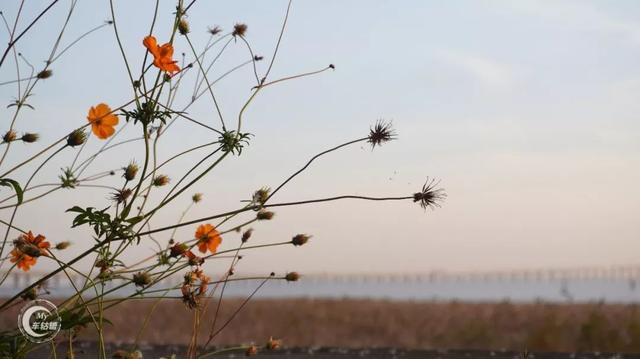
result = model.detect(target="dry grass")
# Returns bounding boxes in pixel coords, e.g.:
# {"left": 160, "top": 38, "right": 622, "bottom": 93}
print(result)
{"left": 3, "top": 298, "right": 640, "bottom": 352}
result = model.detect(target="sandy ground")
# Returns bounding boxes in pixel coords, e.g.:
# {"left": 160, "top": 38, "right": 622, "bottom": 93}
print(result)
{"left": 2, "top": 298, "right": 640, "bottom": 354}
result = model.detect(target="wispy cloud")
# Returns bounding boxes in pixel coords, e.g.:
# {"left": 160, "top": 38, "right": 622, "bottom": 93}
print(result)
{"left": 506, "top": 0, "right": 640, "bottom": 44}
{"left": 437, "top": 50, "right": 517, "bottom": 89}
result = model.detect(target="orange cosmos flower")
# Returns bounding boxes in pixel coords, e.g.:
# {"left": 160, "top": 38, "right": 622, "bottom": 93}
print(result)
{"left": 143, "top": 36, "right": 180, "bottom": 74}
{"left": 195, "top": 223, "right": 222, "bottom": 254}
{"left": 87, "top": 103, "right": 118, "bottom": 139}
{"left": 10, "top": 231, "right": 50, "bottom": 272}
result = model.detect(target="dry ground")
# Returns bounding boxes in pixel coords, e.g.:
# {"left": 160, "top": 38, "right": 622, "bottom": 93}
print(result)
{"left": 2, "top": 298, "right": 640, "bottom": 353}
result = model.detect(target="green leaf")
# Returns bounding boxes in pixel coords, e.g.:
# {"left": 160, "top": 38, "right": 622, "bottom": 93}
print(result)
{"left": 0, "top": 178, "right": 23, "bottom": 204}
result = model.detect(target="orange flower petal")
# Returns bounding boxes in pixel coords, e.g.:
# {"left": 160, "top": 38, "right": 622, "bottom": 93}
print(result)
{"left": 197, "top": 242, "right": 208, "bottom": 254}
{"left": 100, "top": 113, "right": 119, "bottom": 126}
{"left": 143, "top": 36, "right": 159, "bottom": 56}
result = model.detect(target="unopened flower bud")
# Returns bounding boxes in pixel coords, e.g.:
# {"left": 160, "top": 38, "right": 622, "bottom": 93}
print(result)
{"left": 241, "top": 228, "right": 253, "bottom": 243}
{"left": 21, "top": 133, "right": 39, "bottom": 143}
{"left": 3, "top": 130, "right": 16, "bottom": 143}
{"left": 285, "top": 272, "right": 300, "bottom": 282}
{"left": 55, "top": 241, "right": 71, "bottom": 250}
{"left": 123, "top": 162, "right": 138, "bottom": 181}
{"left": 256, "top": 210, "right": 274, "bottom": 221}
{"left": 291, "top": 234, "right": 310, "bottom": 246}
{"left": 36, "top": 69, "right": 53, "bottom": 79}
{"left": 178, "top": 18, "right": 190, "bottom": 35}
{"left": 67, "top": 129, "right": 87, "bottom": 147}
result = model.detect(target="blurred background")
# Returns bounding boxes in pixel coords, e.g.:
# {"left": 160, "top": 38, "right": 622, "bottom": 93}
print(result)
{"left": 1, "top": 0, "right": 639, "bottom": 353}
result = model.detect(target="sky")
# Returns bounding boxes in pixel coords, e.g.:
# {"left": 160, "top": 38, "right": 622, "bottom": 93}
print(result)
{"left": 0, "top": 0, "right": 638, "bottom": 275}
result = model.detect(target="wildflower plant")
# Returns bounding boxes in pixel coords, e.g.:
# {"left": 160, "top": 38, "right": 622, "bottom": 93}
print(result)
{"left": 0, "top": 1, "right": 445, "bottom": 358}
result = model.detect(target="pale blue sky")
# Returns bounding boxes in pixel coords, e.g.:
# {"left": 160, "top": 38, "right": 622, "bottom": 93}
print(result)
{"left": 0, "top": 1, "right": 638, "bottom": 274}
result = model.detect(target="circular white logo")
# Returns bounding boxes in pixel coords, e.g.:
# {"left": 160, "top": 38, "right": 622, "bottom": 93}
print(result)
{"left": 17, "top": 299, "right": 61, "bottom": 343}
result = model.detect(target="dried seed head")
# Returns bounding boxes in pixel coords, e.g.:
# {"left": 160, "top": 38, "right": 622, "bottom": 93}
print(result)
{"left": 94, "top": 259, "right": 109, "bottom": 270}
{"left": 285, "top": 272, "right": 300, "bottom": 282}
{"left": 132, "top": 80, "right": 141, "bottom": 88}
{"left": 3, "top": 130, "right": 17, "bottom": 143}
{"left": 245, "top": 345, "right": 258, "bottom": 356}
{"left": 254, "top": 55, "right": 263, "bottom": 61}
{"left": 252, "top": 187, "right": 270, "bottom": 206}
{"left": 153, "top": 175, "right": 170, "bottom": 187}
{"left": 55, "top": 241, "right": 71, "bottom": 250}
{"left": 123, "top": 162, "right": 138, "bottom": 181}
{"left": 181, "top": 284, "right": 199, "bottom": 309}
{"left": 20, "top": 287, "right": 37, "bottom": 301}
{"left": 67, "top": 129, "right": 87, "bottom": 147}
{"left": 170, "top": 242, "right": 189, "bottom": 258}
{"left": 19, "top": 243, "right": 42, "bottom": 257}
{"left": 256, "top": 210, "right": 274, "bottom": 221}
{"left": 291, "top": 234, "right": 311, "bottom": 246}
{"left": 36, "top": 69, "right": 53, "bottom": 79}
{"left": 192, "top": 193, "right": 203, "bottom": 203}
{"left": 329, "top": 64, "right": 335, "bottom": 69}
{"left": 265, "top": 337, "right": 282, "bottom": 351}
{"left": 132, "top": 271, "right": 151, "bottom": 287}
{"left": 187, "top": 252, "right": 204, "bottom": 266}
{"left": 233, "top": 23, "right": 247, "bottom": 37}
{"left": 208, "top": 25, "right": 222, "bottom": 35}
{"left": 21, "top": 133, "right": 39, "bottom": 143}
{"left": 111, "top": 188, "right": 132, "bottom": 204}
{"left": 241, "top": 228, "right": 253, "bottom": 243}
{"left": 413, "top": 178, "right": 446, "bottom": 210}
{"left": 367, "top": 120, "right": 396, "bottom": 148}
{"left": 178, "top": 18, "right": 190, "bottom": 35}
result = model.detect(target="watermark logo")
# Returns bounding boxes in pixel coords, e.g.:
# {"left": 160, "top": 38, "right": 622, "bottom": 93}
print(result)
{"left": 17, "top": 299, "right": 61, "bottom": 343}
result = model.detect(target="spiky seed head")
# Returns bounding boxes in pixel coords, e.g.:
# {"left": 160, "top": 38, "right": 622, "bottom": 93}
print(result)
{"left": 132, "top": 272, "right": 151, "bottom": 287}
{"left": 233, "top": 23, "right": 247, "bottom": 37}
{"left": 67, "top": 129, "right": 87, "bottom": 147}
{"left": 367, "top": 120, "right": 396, "bottom": 148}
{"left": 123, "top": 162, "right": 138, "bottom": 181}
{"left": 413, "top": 178, "right": 446, "bottom": 210}
{"left": 178, "top": 18, "right": 190, "bottom": 35}
{"left": 111, "top": 188, "right": 132, "bottom": 204}
{"left": 21, "top": 133, "right": 39, "bottom": 143}
{"left": 153, "top": 175, "right": 170, "bottom": 187}
{"left": 291, "top": 234, "right": 311, "bottom": 246}
{"left": 252, "top": 187, "right": 270, "bottom": 206}
{"left": 208, "top": 25, "right": 222, "bottom": 35}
